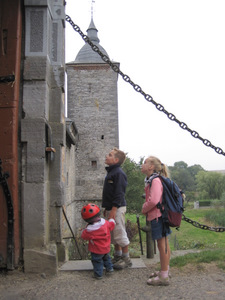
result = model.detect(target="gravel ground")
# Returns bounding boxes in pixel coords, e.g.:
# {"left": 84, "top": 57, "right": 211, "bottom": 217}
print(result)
{"left": 0, "top": 261, "right": 225, "bottom": 300}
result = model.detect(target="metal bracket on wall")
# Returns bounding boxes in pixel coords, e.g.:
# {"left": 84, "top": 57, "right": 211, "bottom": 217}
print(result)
{"left": 0, "top": 74, "right": 15, "bottom": 85}
{"left": 45, "top": 123, "right": 56, "bottom": 161}
{"left": 45, "top": 147, "right": 56, "bottom": 153}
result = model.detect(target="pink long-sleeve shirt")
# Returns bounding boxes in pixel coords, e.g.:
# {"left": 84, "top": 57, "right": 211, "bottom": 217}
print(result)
{"left": 142, "top": 177, "right": 163, "bottom": 221}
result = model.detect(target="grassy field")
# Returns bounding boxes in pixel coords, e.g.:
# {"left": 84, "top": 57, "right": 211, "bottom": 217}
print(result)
{"left": 169, "top": 249, "right": 225, "bottom": 269}
{"left": 170, "top": 208, "right": 225, "bottom": 251}
{"left": 126, "top": 207, "right": 225, "bottom": 269}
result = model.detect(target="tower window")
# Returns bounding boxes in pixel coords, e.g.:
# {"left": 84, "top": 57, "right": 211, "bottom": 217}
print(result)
{"left": 91, "top": 161, "right": 97, "bottom": 168}
{"left": 101, "top": 135, "right": 104, "bottom": 140}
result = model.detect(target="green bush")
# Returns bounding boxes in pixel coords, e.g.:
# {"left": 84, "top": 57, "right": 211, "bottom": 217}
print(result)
{"left": 211, "top": 199, "right": 223, "bottom": 209}
{"left": 205, "top": 208, "right": 225, "bottom": 227}
{"left": 198, "top": 200, "right": 211, "bottom": 206}
{"left": 220, "top": 192, "right": 225, "bottom": 209}
{"left": 184, "top": 191, "right": 197, "bottom": 202}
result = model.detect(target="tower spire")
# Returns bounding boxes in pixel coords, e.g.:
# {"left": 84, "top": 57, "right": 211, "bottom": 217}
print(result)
{"left": 91, "top": 0, "right": 95, "bottom": 20}
{"left": 74, "top": 0, "right": 110, "bottom": 63}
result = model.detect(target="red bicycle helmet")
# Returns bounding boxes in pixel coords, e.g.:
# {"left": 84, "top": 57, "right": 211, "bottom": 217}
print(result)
{"left": 81, "top": 203, "right": 100, "bottom": 222}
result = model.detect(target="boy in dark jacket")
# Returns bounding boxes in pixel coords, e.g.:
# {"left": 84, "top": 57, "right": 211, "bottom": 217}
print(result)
{"left": 81, "top": 203, "right": 115, "bottom": 279}
{"left": 102, "top": 148, "right": 132, "bottom": 269}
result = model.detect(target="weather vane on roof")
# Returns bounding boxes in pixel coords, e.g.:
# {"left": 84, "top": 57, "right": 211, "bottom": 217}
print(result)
{"left": 91, "top": 0, "right": 95, "bottom": 19}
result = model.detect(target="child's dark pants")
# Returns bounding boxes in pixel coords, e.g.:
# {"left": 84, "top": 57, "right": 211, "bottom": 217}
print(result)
{"left": 91, "top": 252, "right": 113, "bottom": 278}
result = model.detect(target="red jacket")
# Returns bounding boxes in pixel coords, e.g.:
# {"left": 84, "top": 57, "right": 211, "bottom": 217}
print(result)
{"left": 81, "top": 218, "right": 115, "bottom": 254}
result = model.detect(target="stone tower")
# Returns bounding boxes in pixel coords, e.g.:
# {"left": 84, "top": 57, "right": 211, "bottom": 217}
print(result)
{"left": 67, "top": 18, "right": 119, "bottom": 208}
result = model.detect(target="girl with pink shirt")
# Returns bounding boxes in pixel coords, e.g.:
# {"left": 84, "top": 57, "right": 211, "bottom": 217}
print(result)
{"left": 141, "top": 156, "right": 171, "bottom": 286}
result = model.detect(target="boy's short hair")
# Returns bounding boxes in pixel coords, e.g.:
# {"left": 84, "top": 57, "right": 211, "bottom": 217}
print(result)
{"left": 113, "top": 148, "right": 126, "bottom": 165}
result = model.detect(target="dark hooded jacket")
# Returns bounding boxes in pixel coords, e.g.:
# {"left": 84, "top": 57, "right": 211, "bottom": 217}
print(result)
{"left": 102, "top": 164, "right": 127, "bottom": 210}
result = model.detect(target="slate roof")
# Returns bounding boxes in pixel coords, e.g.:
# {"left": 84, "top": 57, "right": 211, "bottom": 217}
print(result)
{"left": 74, "top": 18, "right": 109, "bottom": 63}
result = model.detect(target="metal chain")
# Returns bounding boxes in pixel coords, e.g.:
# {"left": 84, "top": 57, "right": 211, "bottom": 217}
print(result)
{"left": 66, "top": 15, "right": 225, "bottom": 157}
{"left": 182, "top": 214, "right": 225, "bottom": 232}
{"left": 66, "top": 16, "right": 225, "bottom": 233}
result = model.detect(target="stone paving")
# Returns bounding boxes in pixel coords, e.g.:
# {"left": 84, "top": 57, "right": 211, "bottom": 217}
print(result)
{"left": 1, "top": 250, "right": 225, "bottom": 300}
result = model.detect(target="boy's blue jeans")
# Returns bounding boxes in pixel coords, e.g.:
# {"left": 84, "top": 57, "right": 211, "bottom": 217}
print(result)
{"left": 91, "top": 252, "right": 113, "bottom": 277}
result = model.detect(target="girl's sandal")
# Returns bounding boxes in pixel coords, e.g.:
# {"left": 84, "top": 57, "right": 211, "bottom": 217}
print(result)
{"left": 149, "top": 271, "right": 160, "bottom": 278}
{"left": 147, "top": 276, "right": 170, "bottom": 286}
{"left": 149, "top": 271, "right": 171, "bottom": 279}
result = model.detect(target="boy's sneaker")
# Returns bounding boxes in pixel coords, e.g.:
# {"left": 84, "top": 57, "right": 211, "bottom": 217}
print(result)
{"left": 112, "top": 255, "right": 122, "bottom": 264}
{"left": 113, "top": 256, "right": 132, "bottom": 270}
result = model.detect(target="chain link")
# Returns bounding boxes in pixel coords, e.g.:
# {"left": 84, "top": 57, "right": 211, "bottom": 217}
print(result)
{"left": 66, "top": 15, "right": 225, "bottom": 157}
{"left": 182, "top": 214, "right": 225, "bottom": 232}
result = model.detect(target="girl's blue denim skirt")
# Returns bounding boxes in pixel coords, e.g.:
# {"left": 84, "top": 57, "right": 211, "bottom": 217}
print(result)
{"left": 151, "top": 217, "right": 171, "bottom": 240}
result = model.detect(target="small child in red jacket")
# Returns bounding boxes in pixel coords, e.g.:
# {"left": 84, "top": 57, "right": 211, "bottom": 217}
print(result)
{"left": 81, "top": 203, "right": 115, "bottom": 279}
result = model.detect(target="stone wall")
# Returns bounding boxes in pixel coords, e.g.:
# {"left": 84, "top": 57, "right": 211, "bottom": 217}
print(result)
{"left": 64, "top": 62, "right": 120, "bottom": 258}
{"left": 67, "top": 63, "right": 119, "bottom": 202}
{"left": 18, "top": 0, "right": 120, "bottom": 272}
{"left": 21, "top": 0, "right": 66, "bottom": 274}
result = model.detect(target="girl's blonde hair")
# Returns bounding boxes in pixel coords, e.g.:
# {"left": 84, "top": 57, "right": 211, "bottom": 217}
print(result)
{"left": 146, "top": 156, "right": 170, "bottom": 178}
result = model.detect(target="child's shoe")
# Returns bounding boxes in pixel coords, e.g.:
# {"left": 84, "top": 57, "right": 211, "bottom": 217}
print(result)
{"left": 147, "top": 274, "right": 169, "bottom": 286}
{"left": 112, "top": 255, "right": 122, "bottom": 264}
{"left": 149, "top": 270, "right": 171, "bottom": 279}
{"left": 105, "top": 268, "right": 114, "bottom": 275}
{"left": 93, "top": 274, "right": 103, "bottom": 280}
{"left": 113, "top": 256, "right": 132, "bottom": 269}
{"left": 149, "top": 270, "right": 160, "bottom": 278}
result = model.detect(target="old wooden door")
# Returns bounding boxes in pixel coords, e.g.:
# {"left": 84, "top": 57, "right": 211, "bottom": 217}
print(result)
{"left": 0, "top": 0, "right": 22, "bottom": 269}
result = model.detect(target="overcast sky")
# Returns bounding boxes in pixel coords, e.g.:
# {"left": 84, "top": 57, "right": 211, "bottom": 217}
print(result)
{"left": 65, "top": 0, "right": 225, "bottom": 171}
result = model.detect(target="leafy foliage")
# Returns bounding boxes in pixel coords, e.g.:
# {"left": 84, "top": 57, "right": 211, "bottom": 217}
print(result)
{"left": 122, "top": 156, "right": 145, "bottom": 213}
{"left": 125, "top": 219, "right": 138, "bottom": 241}
{"left": 169, "top": 161, "right": 204, "bottom": 201}
{"left": 122, "top": 156, "right": 225, "bottom": 212}
{"left": 196, "top": 171, "right": 225, "bottom": 199}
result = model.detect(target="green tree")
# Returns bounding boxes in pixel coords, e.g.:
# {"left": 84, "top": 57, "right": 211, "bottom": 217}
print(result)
{"left": 122, "top": 156, "right": 145, "bottom": 213}
{"left": 188, "top": 164, "right": 204, "bottom": 178}
{"left": 169, "top": 161, "right": 194, "bottom": 200}
{"left": 196, "top": 171, "right": 225, "bottom": 200}
{"left": 169, "top": 161, "right": 204, "bottom": 201}
{"left": 122, "top": 156, "right": 224, "bottom": 210}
